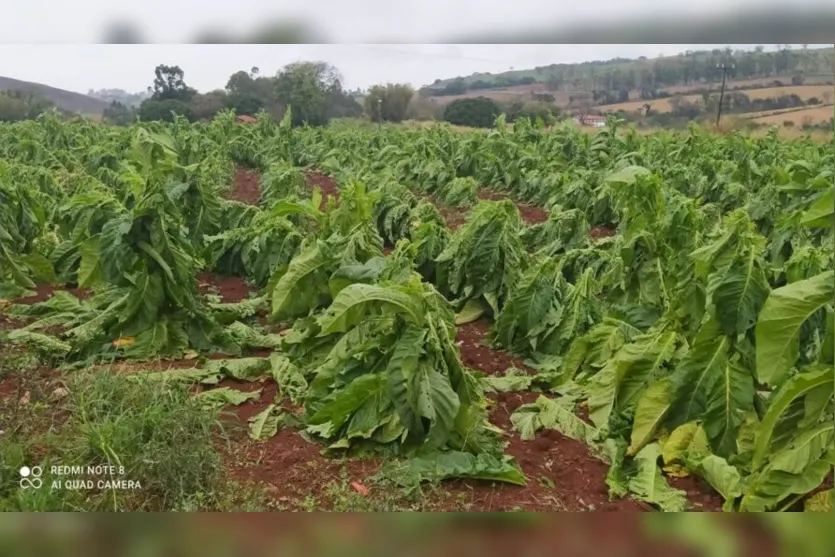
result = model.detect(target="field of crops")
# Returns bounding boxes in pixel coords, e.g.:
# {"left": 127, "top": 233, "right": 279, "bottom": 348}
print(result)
{"left": 1, "top": 111, "right": 833, "bottom": 512}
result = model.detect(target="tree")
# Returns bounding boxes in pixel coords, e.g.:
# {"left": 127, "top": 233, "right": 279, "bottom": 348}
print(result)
{"left": 138, "top": 99, "right": 194, "bottom": 122}
{"left": 365, "top": 83, "right": 415, "bottom": 123}
{"left": 190, "top": 90, "right": 228, "bottom": 120}
{"left": 0, "top": 92, "right": 27, "bottom": 122}
{"left": 324, "top": 88, "right": 363, "bottom": 120}
{"left": 149, "top": 65, "right": 196, "bottom": 102}
{"left": 274, "top": 61, "right": 342, "bottom": 126}
{"left": 0, "top": 91, "right": 53, "bottom": 121}
{"left": 442, "top": 97, "right": 501, "bottom": 128}
{"left": 226, "top": 70, "right": 256, "bottom": 97}
{"left": 102, "top": 100, "right": 134, "bottom": 125}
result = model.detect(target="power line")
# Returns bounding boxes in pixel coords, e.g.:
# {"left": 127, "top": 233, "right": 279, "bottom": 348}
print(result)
{"left": 715, "top": 63, "right": 735, "bottom": 126}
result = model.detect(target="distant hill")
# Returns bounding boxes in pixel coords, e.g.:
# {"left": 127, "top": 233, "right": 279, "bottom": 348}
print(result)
{"left": 0, "top": 76, "right": 110, "bottom": 115}
{"left": 423, "top": 46, "right": 835, "bottom": 100}
{"left": 87, "top": 88, "right": 150, "bottom": 108}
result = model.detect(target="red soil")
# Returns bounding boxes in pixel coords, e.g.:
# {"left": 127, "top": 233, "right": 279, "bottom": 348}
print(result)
{"left": 227, "top": 167, "right": 262, "bottom": 205}
{"left": 456, "top": 319, "right": 534, "bottom": 375}
{"left": 451, "top": 318, "right": 722, "bottom": 512}
{"left": 11, "top": 284, "right": 90, "bottom": 305}
{"left": 428, "top": 194, "right": 468, "bottom": 231}
{"left": 216, "top": 380, "right": 379, "bottom": 509}
{"left": 477, "top": 190, "right": 549, "bottom": 224}
{"left": 440, "top": 390, "right": 650, "bottom": 512}
{"left": 197, "top": 272, "right": 258, "bottom": 304}
{"left": 590, "top": 225, "right": 617, "bottom": 240}
{"left": 305, "top": 171, "right": 340, "bottom": 209}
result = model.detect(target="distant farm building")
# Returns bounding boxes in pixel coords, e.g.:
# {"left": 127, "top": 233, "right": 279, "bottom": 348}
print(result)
{"left": 573, "top": 114, "right": 606, "bottom": 128}
{"left": 236, "top": 114, "right": 257, "bottom": 124}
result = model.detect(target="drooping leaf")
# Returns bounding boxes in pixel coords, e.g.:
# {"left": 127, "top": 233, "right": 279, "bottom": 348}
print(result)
{"left": 511, "top": 395, "right": 599, "bottom": 446}
{"left": 317, "top": 283, "right": 423, "bottom": 335}
{"left": 269, "top": 353, "right": 307, "bottom": 406}
{"left": 753, "top": 365, "right": 834, "bottom": 470}
{"left": 628, "top": 443, "right": 688, "bottom": 512}
{"left": 203, "top": 357, "right": 271, "bottom": 382}
{"left": 197, "top": 386, "right": 262, "bottom": 410}
{"left": 755, "top": 271, "right": 834, "bottom": 386}
{"left": 629, "top": 378, "right": 672, "bottom": 456}
{"left": 248, "top": 404, "right": 285, "bottom": 441}
{"left": 697, "top": 455, "right": 743, "bottom": 511}
{"left": 380, "top": 450, "right": 525, "bottom": 487}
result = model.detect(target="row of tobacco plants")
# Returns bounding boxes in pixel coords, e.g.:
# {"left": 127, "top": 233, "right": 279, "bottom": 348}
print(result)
{"left": 1, "top": 110, "right": 832, "bottom": 511}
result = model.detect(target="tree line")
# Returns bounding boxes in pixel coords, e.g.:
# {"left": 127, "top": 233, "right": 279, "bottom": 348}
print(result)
{"left": 0, "top": 90, "right": 56, "bottom": 122}
{"left": 100, "top": 63, "right": 425, "bottom": 127}
{"left": 423, "top": 45, "right": 835, "bottom": 99}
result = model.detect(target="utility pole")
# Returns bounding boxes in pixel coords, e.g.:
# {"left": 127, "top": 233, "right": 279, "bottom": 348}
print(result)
{"left": 715, "top": 63, "right": 734, "bottom": 126}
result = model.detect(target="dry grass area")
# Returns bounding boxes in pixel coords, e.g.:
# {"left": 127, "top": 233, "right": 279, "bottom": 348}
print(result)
{"left": 428, "top": 84, "right": 573, "bottom": 107}
{"left": 660, "top": 76, "right": 780, "bottom": 95}
{"left": 600, "top": 85, "right": 834, "bottom": 115}
{"left": 743, "top": 85, "right": 833, "bottom": 101}
{"left": 752, "top": 104, "right": 834, "bottom": 125}
{"left": 600, "top": 95, "right": 700, "bottom": 114}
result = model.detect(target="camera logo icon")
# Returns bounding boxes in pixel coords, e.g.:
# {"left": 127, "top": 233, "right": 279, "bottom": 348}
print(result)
{"left": 19, "top": 466, "right": 43, "bottom": 489}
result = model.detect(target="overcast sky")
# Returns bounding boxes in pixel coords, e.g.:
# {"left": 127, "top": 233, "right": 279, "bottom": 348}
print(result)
{"left": 0, "top": 44, "right": 823, "bottom": 95}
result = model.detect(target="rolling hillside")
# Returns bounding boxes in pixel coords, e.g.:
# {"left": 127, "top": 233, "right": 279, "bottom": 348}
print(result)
{"left": 0, "top": 76, "right": 110, "bottom": 115}
{"left": 424, "top": 46, "right": 834, "bottom": 94}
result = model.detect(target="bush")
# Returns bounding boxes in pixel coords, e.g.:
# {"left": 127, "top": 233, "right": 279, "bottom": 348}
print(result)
{"left": 365, "top": 83, "right": 415, "bottom": 123}
{"left": 138, "top": 99, "right": 195, "bottom": 122}
{"left": 443, "top": 97, "right": 501, "bottom": 128}
{"left": 783, "top": 120, "right": 795, "bottom": 127}
{"left": 405, "top": 96, "right": 440, "bottom": 121}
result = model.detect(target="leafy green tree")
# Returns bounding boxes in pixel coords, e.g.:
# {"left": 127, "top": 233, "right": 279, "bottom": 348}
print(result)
{"left": 138, "top": 99, "right": 194, "bottom": 122}
{"left": 0, "top": 92, "right": 28, "bottom": 122}
{"left": 274, "top": 61, "right": 342, "bottom": 127}
{"left": 102, "top": 100, "right": 135, "bottom": 125}
{"left": 190, "top": 91, "right": 227, "bottom": 120}
{"left": 149, "top": 65, "right": 196, "bottom": 102}
{"left": 0, "top": 91, "right": 53, "bottom": 121}
{"left": 365, "top": 83, "right": 415, "bottom": 123}
{"left": 325, "top": 88, "right": 363, "bottom": 120}
{"left": 442, "top": 97, "right": 501, "bottom": 128}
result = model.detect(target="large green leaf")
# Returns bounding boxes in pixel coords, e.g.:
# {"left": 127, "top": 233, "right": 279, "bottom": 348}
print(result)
{"left": 712, "top": 253, "right": 770, "bottom": 336}
{"left": 271, "top": 245, "right": 331, "bottom": 320}
{"left": 587, "top": 329, "right": 678, "bottom": 429}
{"left": 753, "top": 365, "right": 834, "bottom": 470}
{"left": 248, "top": 404, "right": 284, "bottom": 441}
{"left": 697, "top": 455, "right": 743, "bottom": 511}
{"left": 669, "top": 319, "right": 754, "bottom": 457}
{"left": 801, "top": 187, "right": 834, "bottom": 228}
{"left": 21, "top": 253, "right": 56, "bottom": 284}
{"left": 307, "top": 374, "right": 387, "bottom": 439}
{"left": 511, "top": 395, "right": 599, "bottom": 446}
{"left": 755, "top": 271, "right": 834, "bottom": 386}
{"left": 317, "top": 283, "right": 423, "bottom": 336}
{"left": 197, "top": 387, "right": 262, "bottom": 410}
{"left": 269, "top": 353, "right": 307, "bottom": 406}
{"left": 203, "top": 358, "right": 271, "bottom": 382}
{"left": 454, "top": 298, "right": 488, "bottom": 325}
{"left": 628, "top": 443, "right": 688, "bottom": 511}
{"left": 77, "top": 236, "right": 102, "bottom": 287}
{"left": 660, "top": 422, "right": 710, "bottom": 469}
{"left": 629, "top": 378, "right": 672, "bottom": 456}
{"left": 380, "top": 450, "right": 525, "bottom": 486}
